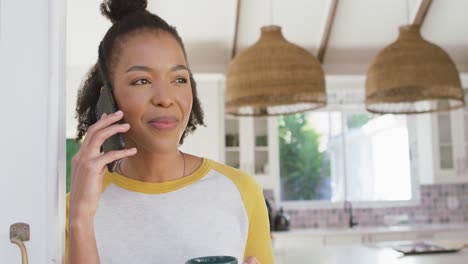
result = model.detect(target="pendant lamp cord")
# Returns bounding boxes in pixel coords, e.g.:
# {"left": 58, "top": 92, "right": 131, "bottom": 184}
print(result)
{"left": 269, "top": 0, "right": 274, "bottom": 25}
{"left": 406, "top": 0, "right": 410, "bottom": 25}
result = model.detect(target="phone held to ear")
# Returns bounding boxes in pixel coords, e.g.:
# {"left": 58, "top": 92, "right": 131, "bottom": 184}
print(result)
{"left": 95, "top": 84, "right": 126, "bottom": 172}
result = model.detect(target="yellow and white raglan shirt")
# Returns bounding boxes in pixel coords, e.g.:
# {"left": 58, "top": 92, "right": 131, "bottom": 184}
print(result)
{"left": 66, "top": 158, "right": 274, "bottom": 263}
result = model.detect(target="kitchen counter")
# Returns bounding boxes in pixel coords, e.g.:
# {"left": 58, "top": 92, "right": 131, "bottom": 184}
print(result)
{"left": 272, "top": 223, "right": 468, "bottom": 248}
{"left": 272, "top": 223, "right": 468, "bottom": 263}
{"left": 274, "top": 244, "right": 468, "bottom": 264}
{"left": 273, "top": 223, "right": 468, "bottom": 237}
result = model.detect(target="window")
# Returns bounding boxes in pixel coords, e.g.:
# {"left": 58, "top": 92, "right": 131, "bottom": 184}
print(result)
{"left": 279, "top": 110, "right": 414, "bottom": 203}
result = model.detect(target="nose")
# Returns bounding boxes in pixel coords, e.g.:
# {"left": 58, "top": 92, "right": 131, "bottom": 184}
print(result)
{"left": 150, "top": 79, "right": 173, "bottom": 107}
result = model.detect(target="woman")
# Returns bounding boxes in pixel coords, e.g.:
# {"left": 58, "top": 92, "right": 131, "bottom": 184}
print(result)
{"left": 66, "top": 0, "right": 274, "bottom": 263}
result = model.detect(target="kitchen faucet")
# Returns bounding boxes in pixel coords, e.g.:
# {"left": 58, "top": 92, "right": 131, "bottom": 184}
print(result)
{"left": 344, "top": 200, "right": 358, "bottom": 228}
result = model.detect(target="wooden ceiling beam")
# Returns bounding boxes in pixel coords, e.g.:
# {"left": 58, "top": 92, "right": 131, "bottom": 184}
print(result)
{"left": 317, "top": 0, "right": 339, "bottom": 64}
{"left": 413, "top": 0, "right": 432, "bottom": 26}
{"left": 231, "top": 0, "right": 241, "bottom": 59}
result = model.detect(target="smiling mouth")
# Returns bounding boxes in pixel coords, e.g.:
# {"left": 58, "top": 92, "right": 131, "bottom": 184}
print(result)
{"left": 147, "top": 116, "right": 179, "bottom": 130}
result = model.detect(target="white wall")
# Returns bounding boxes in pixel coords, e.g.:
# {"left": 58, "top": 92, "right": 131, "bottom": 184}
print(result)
{"left": 0, "top": 0, "right": 65, "bottom": 263}
{"left": 66, "top": 66, "right": 88, "bottom": 138}
{"left": 179, "top": 74, "right": 226, "bottom": 163}
{"left": 66, "top": 0, "right": 109, "bottom": 139}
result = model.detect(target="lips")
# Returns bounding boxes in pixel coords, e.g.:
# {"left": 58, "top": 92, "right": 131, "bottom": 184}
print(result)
{"left": 147, "top": 116, "right": 179, "bottom": 130}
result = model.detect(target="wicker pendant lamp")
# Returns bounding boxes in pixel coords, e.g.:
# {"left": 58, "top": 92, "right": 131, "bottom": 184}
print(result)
{"left": 365, "top": 25, "right": 465, "bottom": 114}
{"left": 225, "top": 25, "right": 326, "bottom": 116}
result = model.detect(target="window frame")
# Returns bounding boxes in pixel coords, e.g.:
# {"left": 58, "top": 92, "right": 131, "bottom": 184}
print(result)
{"left": 277, "top": 104, "right": 421, "bottom": 210}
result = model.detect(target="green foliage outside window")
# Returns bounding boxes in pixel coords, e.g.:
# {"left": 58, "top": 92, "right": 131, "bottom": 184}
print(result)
{"left": 278, "top": 114, "right": 330, "bottom": 200}
{"left": 347, "top": 113, "right": 371, "bottom": 129}
{"left": 66, "top": 139, "right": 80, "bottom": 193}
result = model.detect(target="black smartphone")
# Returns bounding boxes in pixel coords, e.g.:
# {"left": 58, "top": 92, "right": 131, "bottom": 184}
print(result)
{"left": 95, "top": 84, "right": 126, "bottom": 172}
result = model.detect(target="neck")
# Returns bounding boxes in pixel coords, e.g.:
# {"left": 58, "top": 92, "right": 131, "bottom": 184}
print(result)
{"left": 118, "top": 148, "right": 185, "bottom": 183}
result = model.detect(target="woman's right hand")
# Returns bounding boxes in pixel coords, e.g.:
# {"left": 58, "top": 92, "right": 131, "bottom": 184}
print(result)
{"left": 69, "top": 110, "right": 137, "bottom": 223}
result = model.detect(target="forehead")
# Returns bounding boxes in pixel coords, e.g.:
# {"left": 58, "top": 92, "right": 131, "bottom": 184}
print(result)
{"left": 112, "top": 30, "right": 186, "bottom": 71}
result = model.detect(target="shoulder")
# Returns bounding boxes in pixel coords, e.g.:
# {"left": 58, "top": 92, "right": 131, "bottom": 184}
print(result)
{"left": 207, "top": 159, "right": 264, "bottom": 212}
{"left": 208, "top": 159, "right": 260, "bottom": 192}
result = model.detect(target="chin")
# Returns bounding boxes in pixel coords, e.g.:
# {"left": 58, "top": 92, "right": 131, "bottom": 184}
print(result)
{"left": 125, "top": 132, "right": 180, "bottom": 153}
{"left": 145, "top": 138, "right": 180, "bottom": 153}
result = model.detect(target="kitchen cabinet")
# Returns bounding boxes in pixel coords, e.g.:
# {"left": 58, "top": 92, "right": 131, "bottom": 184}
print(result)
{"left": 224, "top": 116, "right": 273, "bottom": 174}
{"left": 431, "top": 92, "right": 468, "bottom": 183}
{"left": 225, "top": 116, "right": 281, "bottom": 197}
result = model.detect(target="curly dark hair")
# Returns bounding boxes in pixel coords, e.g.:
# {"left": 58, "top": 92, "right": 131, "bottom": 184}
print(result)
{"left": 75, "top": 0, "right": 204, "bottom": 145}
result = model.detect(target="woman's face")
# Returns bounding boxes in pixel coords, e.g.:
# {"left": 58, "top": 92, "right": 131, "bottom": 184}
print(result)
{"left": 111, "top": 30, "right": 192, "bottom": 153}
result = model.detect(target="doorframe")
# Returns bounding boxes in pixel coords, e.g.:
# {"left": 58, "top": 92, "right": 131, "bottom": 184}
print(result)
{"left": 46, "top": 0, "right": 67, "bottom": 262}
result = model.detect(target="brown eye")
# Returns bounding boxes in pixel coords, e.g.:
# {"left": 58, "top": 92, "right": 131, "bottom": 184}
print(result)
{"left": 131, "top": 78, "right": 151, "bottom": 85}
{"left": 174, "top": 77, "right": 188, "bottom": 84}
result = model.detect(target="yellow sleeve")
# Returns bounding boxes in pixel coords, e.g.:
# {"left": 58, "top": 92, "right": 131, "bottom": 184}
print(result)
{"left": 212, "top": 161, "right": 275, "bottom": 263}
{"left": 243, "top": 183, "right": 275, "bottom": 264}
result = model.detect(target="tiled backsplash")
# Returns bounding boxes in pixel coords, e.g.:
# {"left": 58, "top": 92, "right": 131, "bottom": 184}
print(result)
{"left": 264, "top": 183, "right": 468, "bottom": 229}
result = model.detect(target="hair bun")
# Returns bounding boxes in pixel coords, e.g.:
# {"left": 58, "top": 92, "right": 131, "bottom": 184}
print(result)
{"left": 100, "top": 0, "right": 148, "bottom": 24}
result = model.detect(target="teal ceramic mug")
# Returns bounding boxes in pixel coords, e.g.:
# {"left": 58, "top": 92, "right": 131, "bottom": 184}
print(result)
{"left": 185, "top": 256, "right": 238, "bottom": 264}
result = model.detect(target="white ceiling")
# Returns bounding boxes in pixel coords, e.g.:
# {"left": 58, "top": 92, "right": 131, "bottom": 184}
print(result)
{"left": 65, "top": 0, "right": 468, "bottom": 138}
{"left": 67, "top": 0, "right": 468, "bottom": 74}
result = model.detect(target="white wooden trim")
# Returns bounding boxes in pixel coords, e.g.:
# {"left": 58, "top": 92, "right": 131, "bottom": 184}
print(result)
{"left": 461, "top": 73, "right": 468, "bottom": 88}
{"left": 406, "top": 115, "right": 422, "bottom": 199}
{"left": 216, "top": 75, "right": 226, "bottom": 164}
{"left": 46, "top": 0, "right": 67, "bottom": 262}
{"left": 0, "top": 0, "right": 2, "bottom": 40}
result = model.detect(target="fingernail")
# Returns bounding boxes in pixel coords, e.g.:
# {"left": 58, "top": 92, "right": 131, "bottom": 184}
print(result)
{"left": 130, "top": 148, "right": 137, "bottom": 152}
{"left": 122, "top": 123, "right": 130, "bottom": 127}
{"left": 115, "top": 110, "right": 123, "bottom": 115}
{"left": 101, "top": 113, "right": 107, "bottom": 119}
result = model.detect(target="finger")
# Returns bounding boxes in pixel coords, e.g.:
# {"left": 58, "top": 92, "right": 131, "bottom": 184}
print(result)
{"left": 85, "top": 123, "right": 131, "bottom": 153}
{"left": 84, "top": 110, "right": 124, "bottom": 145}
{"left": 96, "top": 148, "right": 138, "bottom": 168}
